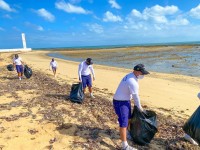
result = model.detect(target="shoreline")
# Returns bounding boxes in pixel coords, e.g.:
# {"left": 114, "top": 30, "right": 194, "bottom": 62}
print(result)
{"left": 44, "top": 45, "right": 200, "bottom": 77}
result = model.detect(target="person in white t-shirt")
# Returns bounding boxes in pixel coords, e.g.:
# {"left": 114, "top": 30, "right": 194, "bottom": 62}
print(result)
{"left": 49, "top": 58, "right": 58, "bottom": 78}
{"left": 13, "top": 54, "right": 24, "bottom": 80}
{"left": 78, "top": 58, "right": 95, "bottom": 98}
{"left": 113, "top": 64, "right": 150, "bottom": 150}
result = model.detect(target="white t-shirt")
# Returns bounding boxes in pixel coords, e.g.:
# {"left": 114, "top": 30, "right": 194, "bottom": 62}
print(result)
{"left": 13, "top": 57, "right": 22, "bottom": 65}
{"left": 78, "top": 60, "right": 95, "bottom": 81}
{"left": 114, "top": 72, "right": 139, "bottom": 100}
{"left": 50, "top": 61, "right": 57, "bottom": 68}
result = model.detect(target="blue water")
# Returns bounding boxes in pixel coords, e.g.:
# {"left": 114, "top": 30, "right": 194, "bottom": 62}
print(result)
{"left": 47, "top": 46, "right": 200, "bottom": 77}
{"left": 33, "top": 41, "right": 200, "bottom": 50}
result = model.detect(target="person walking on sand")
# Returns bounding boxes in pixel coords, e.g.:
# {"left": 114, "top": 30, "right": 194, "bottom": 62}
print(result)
{"left": 113, "top": 64, "right": 150, "bottom": 150}
{"left": 13, "top": 54, "right": 24, "bottom": 80}
{"left": 78, "top": 58, "right": 95, "bottom": 98}
{"left": 49, "top": 58, "right": 58, "bottom": 78}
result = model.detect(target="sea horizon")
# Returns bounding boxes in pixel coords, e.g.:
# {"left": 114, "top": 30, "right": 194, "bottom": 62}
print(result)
{"left": 32, "top": 40, "right": 200, "bottom": 51}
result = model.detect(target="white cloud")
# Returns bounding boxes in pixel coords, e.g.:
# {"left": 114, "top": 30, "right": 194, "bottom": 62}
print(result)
{"left": 103, "top": 11, "right": 122, "bottom": 22}
{"left": 25, "top": 22, "right": 44, "bottom": 31}
{"left": 55, "top": 1, "right": 89, "bottom": 14}
{"left": 130, "top": 5, "right": 179, "bottom": 24}
{"left": 0, "top": 27, "right": 5, "bottom": 31}
{"left": 144, "top": 5, "right": 178, "bottom": 16}
{"left": 86, "top": 23, "right": 104, "bottom": 33}
{"left": 190, "top": 4, "right": 200, "bottom": 19}
{"left": 130, "top": 9, "right": 142, "bottom": 18}
{"left": 125, "top": 4, "right": 188, "bottom": 31}
{"left": 36, "top": 8, "right": 55, "bottom": 22}
{"left": 0, "top": 0, "right": 15, "bottom": 12}
{"left": 108, "top": 0, "right": 121, "bottom": 9}
{"left": 170, "top": 18, "right": 189, "bottom": 26}
{"left": 69, "top": 0, "right": 81, "bottom": 4}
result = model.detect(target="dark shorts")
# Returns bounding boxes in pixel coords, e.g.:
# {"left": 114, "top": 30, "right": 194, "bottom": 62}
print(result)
{"left": 113, "top": 99, "right": 131, "bottom": 127}
{"left": 81, "top": 75, "right": 92, "bottom": 88}
{"left": 52, "top": 67, "right": 57, "bottom": 71}
{"left": 16, "top": 65, "right": 23, "bottom": 73}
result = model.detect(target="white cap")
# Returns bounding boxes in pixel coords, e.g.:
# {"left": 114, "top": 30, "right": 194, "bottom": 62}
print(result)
{"left": 198, "top": 92, "right": 200, "bottom": 99}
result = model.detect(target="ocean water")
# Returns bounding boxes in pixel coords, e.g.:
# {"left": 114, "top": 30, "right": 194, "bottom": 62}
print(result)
{"left": 47, "top": 45, "right": 200, "bottom": 77}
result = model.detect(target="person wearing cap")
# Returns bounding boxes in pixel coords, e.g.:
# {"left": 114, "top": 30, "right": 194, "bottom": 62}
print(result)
{"left": 13, "top": 54, "right": 24, "bottom": 80}
{"left": 49, "top": 58, "right": 58, "bottom": 78}
{"left": 78, "top": 58, "right": 95, "bottom": 98}
{"left": 113, "top": 64, "right": 149, "bottom": 150}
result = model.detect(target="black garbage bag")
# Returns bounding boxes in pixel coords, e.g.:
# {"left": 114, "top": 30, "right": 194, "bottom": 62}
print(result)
{"left": 7, "top": 64, "right": 14, "bottom": 71}
{"left": 24, "top": 65, "right": 32, "bottom": 78}
{"left": 69, "top": 83, "right": 84, "bottom": 103}
{"left": 183, "top": 106, "right": 200, "bottom": 145}
{"left": 130, "top": 106, "right": 158, "bottom": 146}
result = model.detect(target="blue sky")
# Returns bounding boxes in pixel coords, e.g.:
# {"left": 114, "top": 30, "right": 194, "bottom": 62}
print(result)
{"left": 1, "top": 0, "right": 200, "bottom": 48}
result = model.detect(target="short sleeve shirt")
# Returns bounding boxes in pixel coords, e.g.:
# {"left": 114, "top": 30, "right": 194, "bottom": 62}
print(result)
{"left": 13, "top": 57, "right": 22, "bottom": 65}
{"left": 113, "top": 72, "right": 139, "bottom": 101}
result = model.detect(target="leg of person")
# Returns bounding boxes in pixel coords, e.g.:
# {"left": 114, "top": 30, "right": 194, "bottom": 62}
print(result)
{"left": 53, "top": 69, "right": 56, "bottom": 77}
{"left": 87, "top": 75, "right": 95, "bottom": 98}
{"left": 127, "top": 101, "right": 132, "bottom": 140}
{"left": 113, "top": 100, "right": 137, "bottom": 150}
{"left": 52, "top": 67, "right": 56, "bottom": 77}
{"left": 81, "top": 75, "right": 87, "bottom": 94}
{"left": 21, "top": 65, "right": 24, "bottom": 77}
{"left": 18, "top": 72, "right": 21, "bottom": 80}
{"left": 16, "top": 65, "right": 21, "bottom": 80}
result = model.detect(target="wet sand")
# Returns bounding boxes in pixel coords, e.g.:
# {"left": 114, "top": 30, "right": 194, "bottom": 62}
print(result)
{"left": 0, "top": 50, "right": 199, "bottom": 149}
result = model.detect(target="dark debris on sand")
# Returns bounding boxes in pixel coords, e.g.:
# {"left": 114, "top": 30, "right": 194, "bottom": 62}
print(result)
{"left": 0, "top": 58, "right": 199, "bottom": 150}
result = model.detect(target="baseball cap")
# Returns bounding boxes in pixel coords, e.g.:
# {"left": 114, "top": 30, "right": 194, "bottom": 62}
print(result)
{"left": 134, "top": 64, "right": 149, "bottom": 75}
{"left": 86, "top": 58, "right": 93, "bottom": 65}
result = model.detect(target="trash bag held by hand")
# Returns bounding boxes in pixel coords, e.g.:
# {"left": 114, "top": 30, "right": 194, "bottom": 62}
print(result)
{"left": 69, "top": 83, "right": 84, "bottom": 103}
{"left": 183, "top": 106, "right": 200, "bottom": 145}
{"left": 130, "top": 106, "right": 158, "bottom": 146}
{"left": 24, "top": 65, "right": 32, "bottom": 78}
{"left": 7, "top": 64, "right": 14, "bottom": 71}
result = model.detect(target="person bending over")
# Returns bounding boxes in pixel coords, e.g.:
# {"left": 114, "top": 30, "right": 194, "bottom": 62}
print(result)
{"left": 78, "top": 58, "right": 95, "bottom": 98}
{"left": 113, "top": 64, "right": 150, "bottom": 150}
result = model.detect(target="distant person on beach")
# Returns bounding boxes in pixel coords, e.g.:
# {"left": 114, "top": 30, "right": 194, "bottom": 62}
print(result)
{"left": 13, "top": 54, "right": 24, "bottom": 80}
{"left": 78, "top": 58, "right": 95, "bottom": 98}
{"left": 49, "top": 58, "right": 58, "bottom": 78}
{"left": 113, "top": 64, "right": 150, "bottom": 150}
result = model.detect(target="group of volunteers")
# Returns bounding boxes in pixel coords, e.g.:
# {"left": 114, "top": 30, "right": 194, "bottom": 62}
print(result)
{"left": 12, "top": 54, "right": 200, "bottom": 150}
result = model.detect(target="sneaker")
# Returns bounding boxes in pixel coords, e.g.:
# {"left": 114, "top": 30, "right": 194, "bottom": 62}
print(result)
{"left": 19, "top": 77, "right": 22, "bottom": 80}
{"left": 127, "top": 131, "right": 132, "bottom": 140}
{"left": 90, "top": 94, "right": 95, "bottom": 99}
{"left": 122, "top": 145, "right": 137, "bottom": 150}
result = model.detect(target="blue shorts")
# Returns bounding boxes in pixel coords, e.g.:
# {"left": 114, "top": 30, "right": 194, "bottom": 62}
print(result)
{"left": 81, "top": 75, "right": 92, "bottom": 88}
{"left": 113, "top": 100, "right": 131, "bottom": 127}
{"left": 16, "top": 65, "right": 23, "bottom": 73}
{"left": 52, "top": 67, "right": 57, "bottom": 71}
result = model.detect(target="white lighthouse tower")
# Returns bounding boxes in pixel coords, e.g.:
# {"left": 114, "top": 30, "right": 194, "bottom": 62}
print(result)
{"left": 22, "top": 33, "right": 27, "bottom": 49}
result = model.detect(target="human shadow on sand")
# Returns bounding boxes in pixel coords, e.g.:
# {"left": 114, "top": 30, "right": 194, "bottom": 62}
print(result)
{"left": 45, "top": 93, "right": 69, "bottom": 100}
{"left": 56, "top": 123, "right": 119, "bottom": 150}
{"left": 1, "top": 76, "right": 18, "bottom": 80}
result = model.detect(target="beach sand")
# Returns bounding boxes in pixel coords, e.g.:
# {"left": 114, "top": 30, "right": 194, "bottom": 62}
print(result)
{"left": 0, "top": 50, "right": 199, "bottom": 150}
